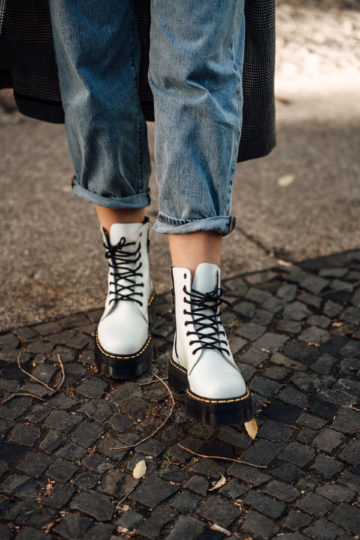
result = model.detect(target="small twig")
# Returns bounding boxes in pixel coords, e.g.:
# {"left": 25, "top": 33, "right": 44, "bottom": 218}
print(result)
{"left": 50, "top": 354, "right": 65, "bottom": 395}
{"left": 176, "top": 443, "right": 267, "bottom": 469}
{"left": 115, "top": 486, "right": 136, "bottom": 511}
{"left": 348, "top": 405, "right": 360, "bottom": 413}
{"left": 17, "top": 351, "right": 54, "bottom": 391}
{"left": 2, "top": 351, "right": 65, "bottom": 405}
{"left": 2, "top": 392, "right": 45, "bottom": 404}
{"left": 138, "top": 376, "right": 168, "bottom": 386}
{"left": 111, "top": 372, "right": 175, "bottom": 450}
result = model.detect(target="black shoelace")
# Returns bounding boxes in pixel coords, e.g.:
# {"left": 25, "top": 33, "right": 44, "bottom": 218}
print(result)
{"left": 183, "top": 285, "right": 232, "bottom": 355}
{"left": 105, "top": 237, "right": 144, "bottom": 306}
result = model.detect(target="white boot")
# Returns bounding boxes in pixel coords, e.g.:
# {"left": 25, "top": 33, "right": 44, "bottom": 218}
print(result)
{"left": 95, "top": 218, "right": 154, "bottom": 378}
{"left": 169, "top": 263, "right": 255, "bottom": 429}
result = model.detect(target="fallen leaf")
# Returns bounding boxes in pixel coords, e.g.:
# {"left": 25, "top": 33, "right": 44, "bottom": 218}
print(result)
{"left": 133, "top": 459, "right": 147, "bottom": 479}
{"left": 244, "top": 418, "right": 258, "bottom": 440}
{"left": 277, "top": 174, "right": 295, "bottom": 187}
{"left": 208, "top": 472, "right": 227, "bottom": 492}
{"left": 211, "top": 523, "right": 232, "bottom": 535}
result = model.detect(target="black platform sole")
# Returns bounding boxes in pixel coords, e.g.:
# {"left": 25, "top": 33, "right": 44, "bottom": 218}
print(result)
{"left": 95, "top": 331, "right": 152, "bottom": 379}
{"left": 168, "top": 357, "right": 254, "bottom": 426}
{"left": 95, "top": 293, "right": 155, "bottom": 379}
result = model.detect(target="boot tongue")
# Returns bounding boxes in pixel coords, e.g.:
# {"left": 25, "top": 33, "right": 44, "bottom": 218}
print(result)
{"left": 192, "top": 263, "right": 219, "bottom": 293}
{"left": 109, "top": 222, "right": 143, "bottom": 246}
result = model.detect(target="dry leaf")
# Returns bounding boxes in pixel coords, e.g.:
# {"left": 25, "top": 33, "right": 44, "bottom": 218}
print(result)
{"left": 211, "top": 523, "right": 232, "bottom": 535}
{"left": 244, "top": 418, "right": 258, "bottom": 440}
{"left": 133, "top": 459, "right": 147, "bottom": 479}
{"left": 277, "top": 174, "right": 295, "bottom": 187}
{"left": 332, "top": 321, "right": 344, "bottom": 327}
{"left": 276, "top": 259, "right": 293, "bottom": 267}
{"left": 208, "top": 472, "right": 227, "bottom": 492}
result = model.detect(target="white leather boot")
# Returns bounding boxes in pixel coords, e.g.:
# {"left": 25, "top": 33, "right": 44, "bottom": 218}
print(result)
{"left": 95, "top": 218, "right": 154, "bottom": 378}
{"left": 169, "top": 263, "right": 256, "bottom": 430}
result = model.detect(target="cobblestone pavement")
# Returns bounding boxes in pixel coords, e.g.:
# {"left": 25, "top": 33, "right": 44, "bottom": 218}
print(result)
{"left": 1, "top": 251, "right": 360, "bottom": 539}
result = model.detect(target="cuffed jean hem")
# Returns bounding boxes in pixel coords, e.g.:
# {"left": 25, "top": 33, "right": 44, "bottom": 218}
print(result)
{"left": 71, "top": 178, "right": 151, "bottom": 209}
{"left": 153, "top": 214, "right": 237, "bottom": 236}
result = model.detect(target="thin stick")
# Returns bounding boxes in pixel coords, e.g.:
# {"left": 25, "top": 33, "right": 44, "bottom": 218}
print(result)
{"left": 111, "top": 372, "right": 175, "bottom": 450}
{"left": 348, "top": 405, "right": 360, "bottom": 413}
{"left": 2, "top": 352, "right": 66, "bottom": 405}
{"left": 138, "top": 376, "right": 168, "bottom": 386}
{"left": 17, "top": 351, "right": 54, "bottom": 391}
{"left": 115, "top": 487, "right": 136, "bottom": 511}
{"left": 177, "top": 443, "right": 267, "bottom": 469}
{"left": 2, "top": 392, "right": 45, "bottom": 404}
{"left": 50, "top": 354, "right": 65, "bottom": 394}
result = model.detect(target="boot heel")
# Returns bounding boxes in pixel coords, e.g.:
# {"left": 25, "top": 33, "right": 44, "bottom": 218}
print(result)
{"left": 168, "top": 358, "right": 188, "bottom": 394}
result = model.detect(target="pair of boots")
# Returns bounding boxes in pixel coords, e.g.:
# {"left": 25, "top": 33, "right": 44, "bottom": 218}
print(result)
{"left": 95, "top": 219, "right": 255, "bottom": 430}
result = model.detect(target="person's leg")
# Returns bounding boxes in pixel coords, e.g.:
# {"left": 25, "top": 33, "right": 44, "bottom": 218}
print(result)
{"left": 149, "top": 0, "right": 255, "bottom": 430}
{"left": 48, "top": 0, "right": 153, "bottom": 377}
{"left": 168, "top": 231, "right": 222, "bottom": 277}
{"left": 48, "top": 0, "right": 151, "bottom": 212}
{"left": 95, "top": 207, "right": 146, "bottom": 233}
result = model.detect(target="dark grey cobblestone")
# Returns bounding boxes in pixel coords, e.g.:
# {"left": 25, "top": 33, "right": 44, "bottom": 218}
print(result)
{"left": 197, "top": 495, "right": 240, "bottom": 527}
{"left": 242, "top": 510, "right": 279, "bottom": 538}
{"left": 244, "top": 489, "right": 286, "bottom": 519}
{"left": 297, "top": 493, "right": 333, "bottom": 516}
{"left": 2, "top": 258, "right": 360, "bottom": 539}
{"left": 70, "top": 490, "right": 114, "bottom": 521}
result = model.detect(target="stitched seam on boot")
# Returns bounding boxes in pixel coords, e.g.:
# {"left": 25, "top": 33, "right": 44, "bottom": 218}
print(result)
{"left": 96, "top": 332, "right": 151, "bottom": 359}
{"left": 187, "top": 386, "right": 250, "bottom": 404}
{"left": 170, "top": 358, "right": 250, "bottom": 404}
{"left": 169, "top": 356, "right": 187, "bottom": 374}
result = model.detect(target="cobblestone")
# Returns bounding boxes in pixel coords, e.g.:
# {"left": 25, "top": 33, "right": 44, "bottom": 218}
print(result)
{"left": 279, "top": 442, "right": 315, "bottom": 467}
{"left": 197, "top": 495, "right": 240, "bottom": 527}
{"left": 242, "top": 510, "right": 279, "bottom": 539}
{"left": 303, "top": 518, "right": 345, "bottom": 540}
{"left": 310, "top": 454, "right": 343, "bottom": 479}
{"left": 283, "top": 510, "right": 312, "bottom": 530}
{"left": 297, "top": 493, "right": 333, "bottom": 517}
{"left": 70, "top": 490, "right": 114, "bottom": 521}
{"left": 166, "top": 516, "right": 204, "bottom": 540}
{"left": 329, "top": 503, "right": 360, "bottom": 536}
{"left": 244, "top": 489, "right": 286, "bottom": 519}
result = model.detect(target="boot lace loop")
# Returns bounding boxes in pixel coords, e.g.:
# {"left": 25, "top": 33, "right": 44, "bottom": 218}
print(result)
{"left": 105, "top": 237, "right": 144, "bottom": 306}
{"left": 183, "top": 286, "right": 232, "bottom": 355}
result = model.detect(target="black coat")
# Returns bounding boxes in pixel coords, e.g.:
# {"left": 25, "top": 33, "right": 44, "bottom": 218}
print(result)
{"left": 0, "top": 0, "right": 276, "bottom": 163}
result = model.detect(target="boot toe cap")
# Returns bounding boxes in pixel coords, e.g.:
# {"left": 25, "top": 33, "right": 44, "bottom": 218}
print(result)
{"left": 98, "top": 320, "right": 149, "bottom": 356}
{"left": 189, "top": 373, "right": 247, "bottom": 400}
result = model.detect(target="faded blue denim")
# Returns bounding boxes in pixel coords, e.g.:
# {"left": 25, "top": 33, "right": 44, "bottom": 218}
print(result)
{"left": 48, "top": 0, "right": 246, "bottom": 235}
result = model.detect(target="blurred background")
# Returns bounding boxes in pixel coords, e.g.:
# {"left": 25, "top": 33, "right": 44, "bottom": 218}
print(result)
{"left": 1, "top": 0, "right": 359, "bottom": 331}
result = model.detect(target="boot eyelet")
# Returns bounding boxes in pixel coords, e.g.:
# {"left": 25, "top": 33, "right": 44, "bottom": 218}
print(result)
{"left": 183, "top": 309, "right": 186, "bottom": 314}
{"left": 184, "top": 273, "right": 186, "bottom": 279}
{"left": 186, "top": 332, "right": 190, "bottom": 336}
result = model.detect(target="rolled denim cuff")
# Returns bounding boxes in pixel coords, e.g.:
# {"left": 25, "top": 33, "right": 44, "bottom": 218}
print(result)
{"left": 72, "top": 177, "right": 151, "bottom": 209}
{"left": 153, "top": 213, "right": 236, "bottom": 236}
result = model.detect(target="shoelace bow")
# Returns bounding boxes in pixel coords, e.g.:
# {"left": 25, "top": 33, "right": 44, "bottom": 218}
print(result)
{"left": 183, "top": 286, "right": 232, "bottom": 355}
{"left": 105, "top": 237, "right": 144, "bottom": 306}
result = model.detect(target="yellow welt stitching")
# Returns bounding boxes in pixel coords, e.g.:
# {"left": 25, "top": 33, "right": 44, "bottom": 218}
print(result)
{"left": 96, "top": 332, "right": 151, "bottom": 359}
{"left": 169, "top": 356, "right": 251, "bottom": 404}
{"left": 169, "top": 357, "right": 187, "bottom": 375}
{"left": 148, "top": 291, "right": 155, "bottom": 306}
{"left": 187, "top": 387, "right": 250, "bottom": 404}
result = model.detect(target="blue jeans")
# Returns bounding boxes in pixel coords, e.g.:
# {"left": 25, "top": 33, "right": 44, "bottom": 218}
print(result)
{"left": 48, "top": 0, "right": 245, "bottom": 235}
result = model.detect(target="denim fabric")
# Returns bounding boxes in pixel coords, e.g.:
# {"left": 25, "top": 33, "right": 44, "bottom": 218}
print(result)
{"left": 48, "top": 0, "right": 245, "bottom": 235}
